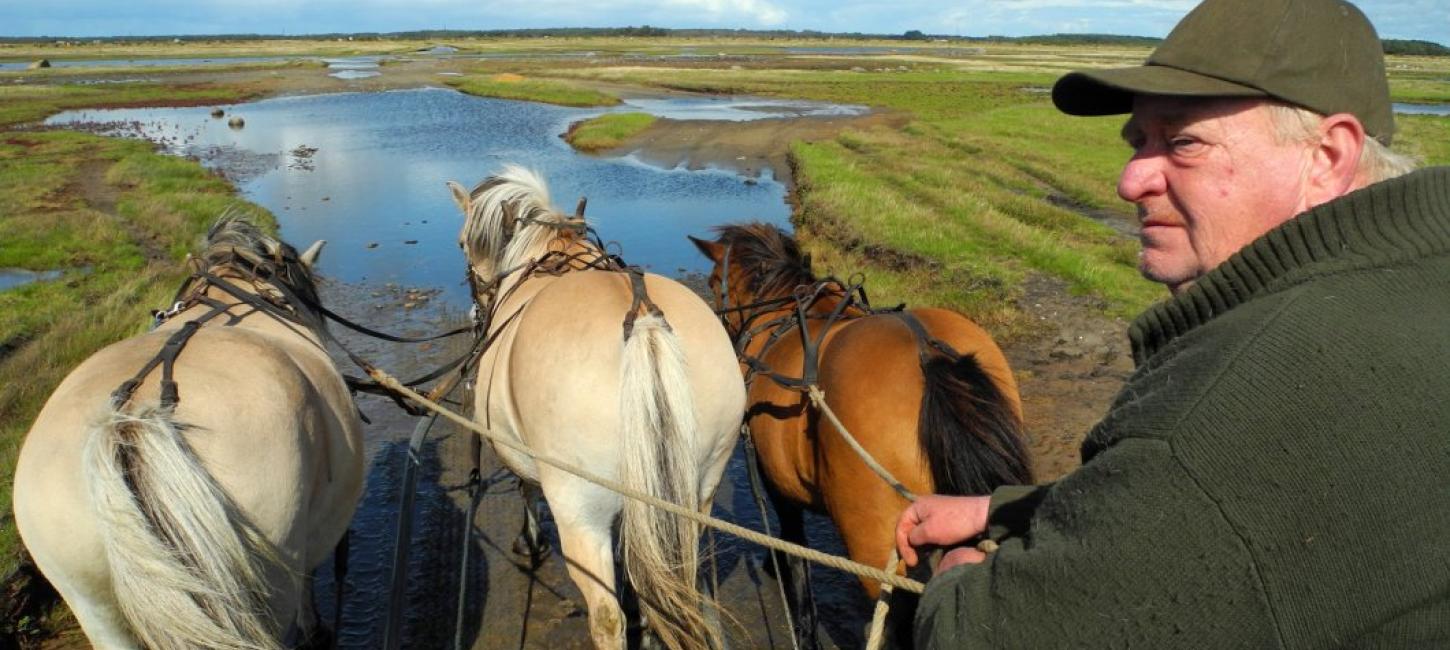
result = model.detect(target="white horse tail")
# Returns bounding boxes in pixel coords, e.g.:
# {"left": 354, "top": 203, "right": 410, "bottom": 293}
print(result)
{"left": 618, "top": 313, "right": 712, "bottom": 650}
{"left": 82, "top": 404, "right": 287, "bottom": 650}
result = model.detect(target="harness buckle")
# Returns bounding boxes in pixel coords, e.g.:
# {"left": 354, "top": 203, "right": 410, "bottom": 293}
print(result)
{"left": 150, "top": 301, "right": 186, "bottom": 329}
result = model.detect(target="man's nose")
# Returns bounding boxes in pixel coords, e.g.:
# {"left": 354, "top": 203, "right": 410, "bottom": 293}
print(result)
{"left": 1118, "top": 153, "right": 1166, "bottom": 204}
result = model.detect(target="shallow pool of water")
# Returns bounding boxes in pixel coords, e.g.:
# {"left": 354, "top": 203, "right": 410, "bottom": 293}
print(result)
{"left": 1394, "top": 102, "right": 1450, "bottom": 116}
{"left": 47, "top": 88, "right": 792, "bottom": 305}
{"left": 0, "top": 268, "right": 63, "bottom": 291}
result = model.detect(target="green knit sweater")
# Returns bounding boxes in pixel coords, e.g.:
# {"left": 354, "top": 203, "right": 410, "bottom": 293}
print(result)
{"left": 916, "top": 167, "right": 1450, "bottom": 649}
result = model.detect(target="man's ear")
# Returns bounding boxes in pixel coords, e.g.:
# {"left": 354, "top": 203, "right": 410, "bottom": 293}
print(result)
{"left": 689, "top": 235, "right": 724, "bottom": 262}
{"left": 446, "top": 181, "right": 471, "bottom": 216}
{"left": 1306, "top": 113, "right": 1367, "bottom": 207}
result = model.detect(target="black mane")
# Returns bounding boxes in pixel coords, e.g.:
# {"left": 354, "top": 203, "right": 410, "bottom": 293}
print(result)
{"left": 713, "top": 222, "right": 818, "bottom": 299}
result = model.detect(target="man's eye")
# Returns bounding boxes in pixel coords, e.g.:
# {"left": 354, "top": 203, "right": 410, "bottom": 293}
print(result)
{"left": 1170, "top": 136, "right": 1203, "bottom": 153}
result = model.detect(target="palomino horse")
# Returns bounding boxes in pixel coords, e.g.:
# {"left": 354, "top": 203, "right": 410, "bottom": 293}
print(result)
{"left": 691, "top": 223, "right": 1033, "bottom": 648}
{"left": 13, "top": 215, "right": 365, "bottom": 650}
{"left": 447, "top": 166, "right": 744, "bottom": 650}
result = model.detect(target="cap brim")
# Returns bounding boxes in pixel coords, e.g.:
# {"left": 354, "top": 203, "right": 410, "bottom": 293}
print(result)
{"left": 1052, "top": 65, "right": 1269, "bottom": 116}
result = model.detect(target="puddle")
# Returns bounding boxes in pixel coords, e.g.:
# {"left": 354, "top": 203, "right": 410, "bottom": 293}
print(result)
{"left": 325, "top": 57, "right": 383, "bottom": 80}
{"left": 0, "top": 268, "right": 64, "bottom": 291}
{"left": 1394, "top": 102, "right": 1450, "bottom": 116}
{"left": 615, "top": 96, "right": 868, "bottom": 121}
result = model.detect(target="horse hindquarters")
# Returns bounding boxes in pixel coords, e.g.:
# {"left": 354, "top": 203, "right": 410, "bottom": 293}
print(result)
{"left": 618, "top": 312, "right": 711, "bottom": 650}
{"left": 83, "top": 404, "right": 287, "bottom": 650}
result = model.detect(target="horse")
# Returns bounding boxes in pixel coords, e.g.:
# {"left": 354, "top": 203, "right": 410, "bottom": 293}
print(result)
{"left": 446, "top": 166, "right": 745, "bottom": 650}
{"left": 12, "top": 214, "right": 365, "bottom": 650}
{"left": 690, "top": 223, "right": 1033, "bottom": 648}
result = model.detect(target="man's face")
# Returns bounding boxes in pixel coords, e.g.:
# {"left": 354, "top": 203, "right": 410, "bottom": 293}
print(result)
{"left": 1118, "top": 97, "right": 1317, "bottom": 294}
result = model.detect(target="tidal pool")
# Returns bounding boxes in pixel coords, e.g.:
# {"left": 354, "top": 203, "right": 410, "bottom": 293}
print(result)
{"left": 48, "top": 87, "right": 792, "bottom": 305}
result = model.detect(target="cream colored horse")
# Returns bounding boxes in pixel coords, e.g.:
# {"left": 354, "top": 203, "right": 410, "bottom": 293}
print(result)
{"left": 13, "top": 215, "right": 365, "bottom": 650}
{"left": 448, "top": 166, "right": 744, "bottom": 650}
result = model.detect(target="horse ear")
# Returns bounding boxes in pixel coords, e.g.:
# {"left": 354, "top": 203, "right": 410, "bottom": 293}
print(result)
{"left": 300, "top": 240, "right": 326, "bottom": 268}
{"left": 446, "top": 181, "right": 471, "bottom": 216}
{"left": 689, "top": 235, "right": 724, "bottom": 262}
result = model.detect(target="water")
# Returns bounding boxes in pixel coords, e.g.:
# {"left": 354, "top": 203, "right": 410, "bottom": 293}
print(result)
{"left": 0, "top": 268, "right": 63, "bottom": 291}
{"left": 48, "top": 88, "right": 792, "bottom": 305}
{"left": 324, "top": 56, "right": 382, "bottom": 80}
{"left": 1394, "top": 102, "right": 1450, "bottom": 116}
{"left": 618, "top": 95, "right": 868, "bottom": 121}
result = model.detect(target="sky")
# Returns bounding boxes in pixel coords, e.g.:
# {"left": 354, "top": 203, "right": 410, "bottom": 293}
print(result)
{"left": 0, "top": 0, "right": 1444, "bottom": 44}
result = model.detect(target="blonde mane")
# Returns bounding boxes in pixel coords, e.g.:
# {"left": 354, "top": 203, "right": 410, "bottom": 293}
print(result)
{"left": 459, "top": 165, "right": 589, "bottom": 276}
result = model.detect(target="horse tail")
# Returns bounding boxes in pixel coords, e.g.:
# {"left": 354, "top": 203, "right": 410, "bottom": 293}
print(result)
{"left": 919, "top": 352, "right": 1034, "bottom": 495}
{"left": 617, "top": 313, "right": 711, "bottom": 650}
{"left": 82, "top": 404, "right": 286, "bottom": 650}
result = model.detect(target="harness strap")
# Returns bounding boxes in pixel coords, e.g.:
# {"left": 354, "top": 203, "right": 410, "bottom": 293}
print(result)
{"left": 111, "top": 301, "right": 234, "bottom": 409}
{"left": 888, "top": 311, "right": 962, "bottom": 365}
{"left": 621, "top": 269, "right": 670, "bottom": 340}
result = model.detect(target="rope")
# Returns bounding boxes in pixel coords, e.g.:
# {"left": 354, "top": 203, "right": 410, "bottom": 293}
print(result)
{"left": 864, "top": 550, "right": 901, "bottom": 650}
{"left": 805, "top": 385, "right": 917, "bottom": 503}
{"left": 366, "top": 368, "right": 927, "bottom": 595}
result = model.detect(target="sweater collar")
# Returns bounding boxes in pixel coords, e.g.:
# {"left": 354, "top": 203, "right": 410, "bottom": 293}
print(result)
{"left": 1129, "top": 166, "right": 1450, "bottom": 364}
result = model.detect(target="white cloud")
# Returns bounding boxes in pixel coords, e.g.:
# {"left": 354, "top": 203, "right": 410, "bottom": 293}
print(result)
{"left": 660, "top": 0, "right": 789, "bottom": 25}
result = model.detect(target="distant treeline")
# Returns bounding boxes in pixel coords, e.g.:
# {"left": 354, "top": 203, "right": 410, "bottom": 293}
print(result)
{"left": 1, "top": 27, "right": 1444, "bottom": 54}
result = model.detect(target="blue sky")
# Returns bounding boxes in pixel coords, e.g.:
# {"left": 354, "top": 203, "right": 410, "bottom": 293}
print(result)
{"left": 1, "top": 0, "right": 1444, "bottom": 44}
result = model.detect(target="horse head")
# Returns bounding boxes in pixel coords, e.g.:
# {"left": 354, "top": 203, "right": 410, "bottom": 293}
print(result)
{"left": 448, "top": 165, "right": 588, "bottom": 307}
{"left": 199, "top": 211, "right": 326, "bottom": 326}
{"left": 690, "top": 222, "right": 815, "bottom": 335}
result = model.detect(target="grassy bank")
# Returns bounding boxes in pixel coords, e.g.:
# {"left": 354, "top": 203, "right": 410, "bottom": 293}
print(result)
{"left": 565, "top": 112, "right": 657, "bottom": 151}
{"left": 534, "top": 60, "right": 1450, "bottom": 336}
{"left": 0, "top": 90, "right": 271, "bottom": 584}
{"left": 447, "top": 73, "right": 620, "bottom": 107}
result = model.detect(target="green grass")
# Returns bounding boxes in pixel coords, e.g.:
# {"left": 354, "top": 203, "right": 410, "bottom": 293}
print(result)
{"left": 565, "top": 112, "right": 657, "bottom": 151}
{"left": 0, "top": 130, "right": 271, "bottom": 582}
{"left": 543, "top": 64, "right": 1160, "bottom": 332}
{"left": 447, "top": 74, "right": 621, "bottom": 107}
{"left": 0, "top": 83, "right": 254, "bottom": 128}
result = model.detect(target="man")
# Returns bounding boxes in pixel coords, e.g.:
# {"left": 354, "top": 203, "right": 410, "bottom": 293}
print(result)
{"left": 895, "top": 0, "right": 1450, "bottom": 646}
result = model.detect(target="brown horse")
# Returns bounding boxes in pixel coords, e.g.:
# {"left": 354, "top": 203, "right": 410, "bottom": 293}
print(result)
{"left": 691, "top": 223, "right": 1032, "bottom": 647}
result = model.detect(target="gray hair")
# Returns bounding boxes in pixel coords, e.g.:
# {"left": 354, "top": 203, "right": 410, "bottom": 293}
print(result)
{"left": 1265, "top": 102, "right": 1417, "bottom": 184}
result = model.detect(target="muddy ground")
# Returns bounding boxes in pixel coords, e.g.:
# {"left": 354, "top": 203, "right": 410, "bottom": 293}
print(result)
{"left": 19, "top": 61, "right": 1140, "bottom": 648}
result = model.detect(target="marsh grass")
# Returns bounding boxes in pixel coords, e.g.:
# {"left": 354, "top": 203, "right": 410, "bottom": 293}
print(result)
{"left": 0, "top": 83, "right": 253, "bottom": 128}
{"left": 565, "top": 112, "right": 657, "bottom": 151}
{"left": 447, "top": 74, "right": 620, "bottom": 107}
{"left": 0, "top": 127, "right": 270, "bottom": 579}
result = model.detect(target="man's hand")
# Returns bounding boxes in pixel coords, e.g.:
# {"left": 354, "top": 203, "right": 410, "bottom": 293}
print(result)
{"left": 895, "top": 495, "right": 992, "bottom": 570}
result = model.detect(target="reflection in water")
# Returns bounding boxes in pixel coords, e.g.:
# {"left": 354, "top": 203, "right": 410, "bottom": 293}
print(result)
{"left": 48, "top": 88, "right": 791, "bottom": 305}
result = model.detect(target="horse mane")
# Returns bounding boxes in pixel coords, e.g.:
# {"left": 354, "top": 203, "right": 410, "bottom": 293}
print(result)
{"left": 712, "top": 222, "right": 818, "bottom": 299}
{"left": 460, "top": 165, "right": 585, "bottom": 273}
{"left": 200, "top": 211, "right": 324, "bottom": 321}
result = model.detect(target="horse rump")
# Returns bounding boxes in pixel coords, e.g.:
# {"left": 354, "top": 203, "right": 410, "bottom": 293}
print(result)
{"left": 919, "top": 352, "right": 1033, "bottom": 495}
{"left": 83, "top": 403, "right": 288, "bottom": 650}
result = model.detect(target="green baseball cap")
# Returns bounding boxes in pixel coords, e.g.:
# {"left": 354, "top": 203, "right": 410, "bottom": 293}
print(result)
{"left": 1052, "top": 0, "right": 1395, "bottom": 143}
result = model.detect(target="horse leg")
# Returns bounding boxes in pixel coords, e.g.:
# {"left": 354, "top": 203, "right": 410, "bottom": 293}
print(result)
{"left": 768, "top": 491, "right": 821, "bottom": 650}
{"left": 56, "top": 584, "right": 142, "bottom": 650}
{"left": 512, "top": 481, "right": 551, "bottom": 566}
{"left": 549, "top": 483, "right": 626, "bottom": 650}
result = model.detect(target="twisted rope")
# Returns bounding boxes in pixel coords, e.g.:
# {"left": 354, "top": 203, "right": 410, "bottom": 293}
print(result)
{"left": 366, "top": 368, "right": 927, "bottom": 595}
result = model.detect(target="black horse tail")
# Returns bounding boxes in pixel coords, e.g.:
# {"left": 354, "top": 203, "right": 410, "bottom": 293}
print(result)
{"left": 918, "top": 352, "right": 1033, "bottom": 495}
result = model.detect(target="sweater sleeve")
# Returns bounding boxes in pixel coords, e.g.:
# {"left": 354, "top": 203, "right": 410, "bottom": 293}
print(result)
{"left": 914, "top": 437, "right": 1279, "bottom": 649}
